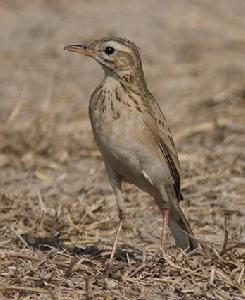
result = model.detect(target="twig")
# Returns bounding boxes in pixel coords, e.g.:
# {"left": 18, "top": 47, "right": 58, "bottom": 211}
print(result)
{"left": 6, "top": 86, "right": 26, "bottom": 124}
{"left": 7, "top": 224, "right": 29, "bottom": 248}
{"left": 4, "top": 251, "right": 40, "bottom": 261}
{"left": 209, "top": 266, "right": 216, "bottom": 285}
{"left": 237, "top": 265, "right": 244, "bottom": 285}
{"left": 0, "top": 285, "right": 46, "bottom": 294}
{"left": 160, "top": 250, "right": 205, "bottom": 278}
{"left": 219, "top": 216, "right": 229, "bottom": 256}
{"left": 85, "top": 277, "right": 93, "bottom": 300}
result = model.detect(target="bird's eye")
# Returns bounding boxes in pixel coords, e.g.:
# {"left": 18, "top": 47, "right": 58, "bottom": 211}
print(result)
{"left": 104, "top": 46, "right": 115, "bottom": 55}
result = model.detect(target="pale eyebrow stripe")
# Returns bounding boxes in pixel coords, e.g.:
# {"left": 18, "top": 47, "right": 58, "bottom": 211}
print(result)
{"left": 104, "top": 41, "right": 131, "bottom": 53}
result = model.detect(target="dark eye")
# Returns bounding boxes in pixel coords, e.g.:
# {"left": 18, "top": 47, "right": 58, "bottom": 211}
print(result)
{"left": 104, "top": 46, "right": 115, "bottom": 55}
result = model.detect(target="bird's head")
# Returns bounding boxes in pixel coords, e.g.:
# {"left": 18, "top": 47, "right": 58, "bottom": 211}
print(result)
{"left": 64, "top": 37, "right": 146, "bottom": 85}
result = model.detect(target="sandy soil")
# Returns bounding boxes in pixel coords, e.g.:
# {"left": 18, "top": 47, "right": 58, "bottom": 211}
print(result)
{"left": 0, "top": 1, "right": 244, "bottom": 299}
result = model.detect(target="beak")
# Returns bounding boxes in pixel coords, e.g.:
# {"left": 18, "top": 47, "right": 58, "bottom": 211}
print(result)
{"left": 64, "top": 44, "right": 95, "bottom": 57}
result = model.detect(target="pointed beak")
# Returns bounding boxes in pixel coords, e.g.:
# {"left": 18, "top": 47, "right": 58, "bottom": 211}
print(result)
{"left": 64, "top": 44, "right": 95, "bottom": 57}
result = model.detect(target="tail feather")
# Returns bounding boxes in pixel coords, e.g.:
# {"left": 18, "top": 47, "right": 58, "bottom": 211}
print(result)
{"left": 168, "top": 202, "right": 198, "bottom": 252}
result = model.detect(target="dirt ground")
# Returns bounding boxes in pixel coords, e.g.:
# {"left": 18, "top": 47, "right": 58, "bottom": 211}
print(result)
{"left": 0, "top": 1, "right": 244, "bottom": 299}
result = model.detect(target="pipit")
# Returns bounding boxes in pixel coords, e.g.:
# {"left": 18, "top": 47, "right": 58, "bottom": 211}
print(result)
{"left": 64, "top": 37, "right": 198, "bottom": 265}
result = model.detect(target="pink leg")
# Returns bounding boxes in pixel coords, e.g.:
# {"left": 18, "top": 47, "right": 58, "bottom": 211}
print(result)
{"left": 104, "top": 164, "right": 125, "bottom": 268}
{"left": 161, "top": 208, "right": 169, "bottom": 249}
{"left": 108, "top": 217, "right": 123, "bottom": 267}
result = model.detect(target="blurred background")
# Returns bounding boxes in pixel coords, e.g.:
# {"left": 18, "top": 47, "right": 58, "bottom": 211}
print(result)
{"left": 0, "top": 1, "right": 244, "bottom": 299}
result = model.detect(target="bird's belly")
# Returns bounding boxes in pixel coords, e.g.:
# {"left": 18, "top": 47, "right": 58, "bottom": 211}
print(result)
{"left": 93, "top": 115, "right": 142, "bottom": 175}
{"left": 90, "top": 111, "right": 165, "bottom": 197}
{"left": 102, "top": 142, "right": 155, "bottom": 195}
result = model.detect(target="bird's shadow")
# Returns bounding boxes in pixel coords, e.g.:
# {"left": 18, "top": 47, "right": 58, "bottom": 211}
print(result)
{"left": 21, "top": 233, "right": 141, "bottom": 263}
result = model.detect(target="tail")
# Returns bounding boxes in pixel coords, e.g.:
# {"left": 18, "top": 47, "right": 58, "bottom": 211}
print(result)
{"left": 168, "top": 201, "right": 198, "bottom": 252}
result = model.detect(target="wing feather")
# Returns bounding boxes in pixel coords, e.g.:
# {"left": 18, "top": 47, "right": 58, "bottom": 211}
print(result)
{"left": 144, "top": 91, "right": 183, "bottom": 201}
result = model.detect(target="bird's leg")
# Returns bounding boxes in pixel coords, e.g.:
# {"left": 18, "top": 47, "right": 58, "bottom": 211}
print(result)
{"left": 105, "top": 163, "right": 124, "bottom": 267}
{"left": 108, "top": 190, "right": 125, "bottom": 266}
{"left": 161, "top": 208, "right": 169, "bottom": 250}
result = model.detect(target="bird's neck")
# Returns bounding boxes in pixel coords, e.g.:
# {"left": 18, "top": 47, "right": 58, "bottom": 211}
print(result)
{"left": 103, "top": 66, "right": 147, "bottom": 92}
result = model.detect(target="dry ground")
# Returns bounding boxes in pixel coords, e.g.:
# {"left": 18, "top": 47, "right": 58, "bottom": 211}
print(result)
{"left": 0, "top": 1, "right": 244, "bottom": 299}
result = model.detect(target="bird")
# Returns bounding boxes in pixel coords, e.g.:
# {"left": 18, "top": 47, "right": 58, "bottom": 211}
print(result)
{"left": 64, "top": 37, "right": 198, "bottom": 265}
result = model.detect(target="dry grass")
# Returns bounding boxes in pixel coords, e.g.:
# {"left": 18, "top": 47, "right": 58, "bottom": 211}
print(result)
{"left": 0, "top": 1, "right": 244, "bottom": 299}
